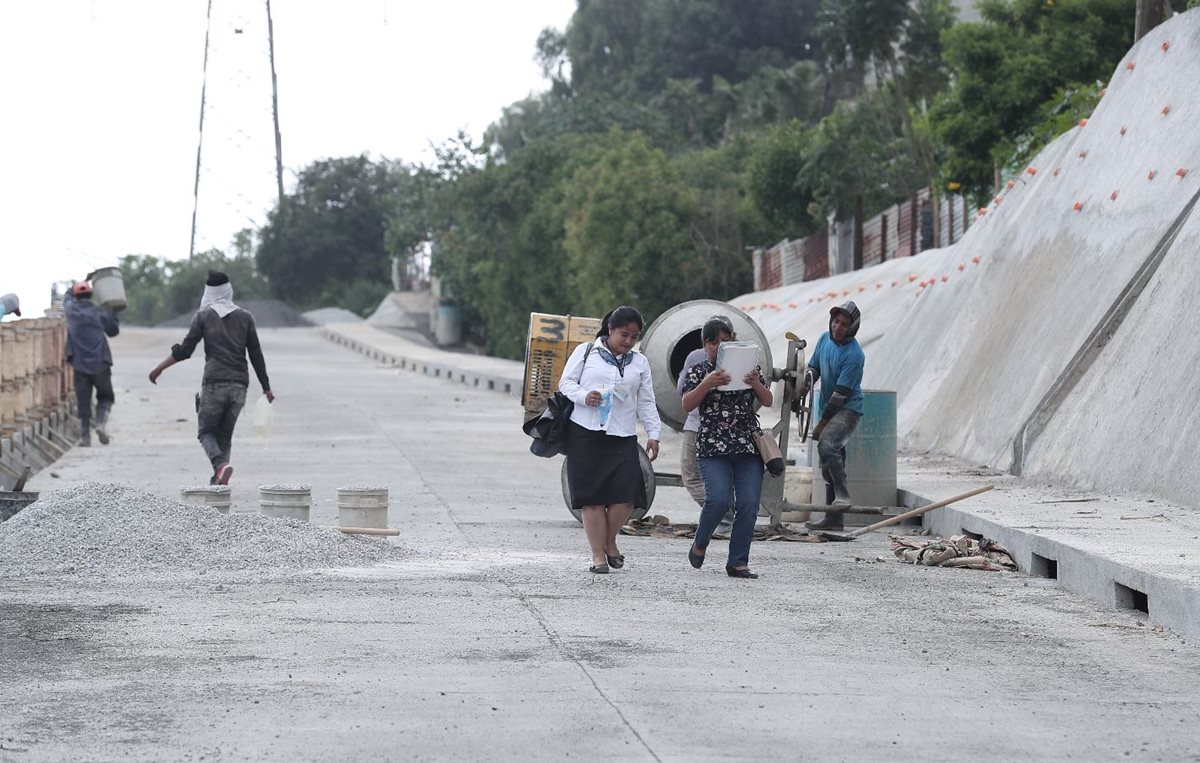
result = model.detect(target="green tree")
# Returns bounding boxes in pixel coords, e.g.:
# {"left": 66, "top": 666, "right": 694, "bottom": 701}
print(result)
{"left": 161, "top": 249, "right": 272, "bottom": 321}
{"left": 819, "top": 0, "right": 955, "bottom": 194}
{"left": 748, "top": 120, "right": 820, "bottom": 235}
{"left": 426, "top": 133, "right": 596, "bottom": 357}
{"left": 257, "top": 155, "right": 413, "bottom": 310}
{"left": 931, "top": 0, "right": 1134, "bottom": 197}
{"left": 118, "top": 249, "right": 271, "bottom": 325}
{"left": 560, "top": 132, "right": 698, "bottom": 320}
{"left": 118, "top": 254, "right": 169, "bottom": 325}
{"left": 674, "top": 137, "right": 763, "bottom": 297}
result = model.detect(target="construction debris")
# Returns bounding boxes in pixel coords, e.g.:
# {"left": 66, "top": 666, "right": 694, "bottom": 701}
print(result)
{"left": 621, "top": 516, "right": 826, "bottom": 542}
{"left": 889, "top": 533, "right": 1017, "bottom": 571}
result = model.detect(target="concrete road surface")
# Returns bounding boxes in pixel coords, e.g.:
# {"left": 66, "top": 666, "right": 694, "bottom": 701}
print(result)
{"left": 2, "top": 328, "right": 1197, "bottom": 761}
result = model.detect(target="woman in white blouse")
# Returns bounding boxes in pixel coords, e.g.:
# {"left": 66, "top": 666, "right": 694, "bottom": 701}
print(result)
{"left": 559, "top": 306, "right": 662, "bottom": 574}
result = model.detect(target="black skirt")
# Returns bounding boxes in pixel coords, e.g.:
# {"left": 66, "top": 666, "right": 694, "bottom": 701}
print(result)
{"left": 565, "top": 421, "right": 647, "bottom": 510}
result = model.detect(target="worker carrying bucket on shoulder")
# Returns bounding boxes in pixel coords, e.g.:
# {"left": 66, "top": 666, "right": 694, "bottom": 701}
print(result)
{"left": 64, "top": 280, "right": 120, "bottom": 446}
{"left": 798, "top": 301, "right": 865, "bottom": 532}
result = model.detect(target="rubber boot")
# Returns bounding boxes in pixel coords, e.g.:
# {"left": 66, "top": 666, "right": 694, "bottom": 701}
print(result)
{"left": 95, "top": 402, "right": 111, "bottom": 445}
{"left": 78, "top": 415, "right": 92, "bottom": 447}
{"left": 805, "top": 483, "right": 844, "bottom": 531}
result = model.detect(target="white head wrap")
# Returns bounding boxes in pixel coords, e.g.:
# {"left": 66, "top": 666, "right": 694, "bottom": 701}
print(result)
{"left": 200, "top": 283, "right": 239, "bottom": 318}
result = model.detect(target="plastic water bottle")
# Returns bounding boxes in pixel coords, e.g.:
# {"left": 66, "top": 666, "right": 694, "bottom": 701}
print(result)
{"left": 597, "top": 385, "right": 613, "bottom": 427}
{"left": 253, "top": 395, "right": 273, "bottom": 438}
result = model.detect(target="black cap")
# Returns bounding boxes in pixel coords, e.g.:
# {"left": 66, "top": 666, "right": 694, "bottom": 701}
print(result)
{"left": 206, "top": 270, "right": 230, "bottom": 287}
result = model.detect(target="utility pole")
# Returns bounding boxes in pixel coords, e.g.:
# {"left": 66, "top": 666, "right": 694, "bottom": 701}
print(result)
{"left": 189, "top": 0, "right": 285, "bottom": 261}
{"left": 188, "top": 0, "right": 215, "bottom": 261}
{"left": 266, "top": 0, "right": 285, "bottom": 220}
{"left": 1134, "top": 0, "right": 1168, "bottom": 41}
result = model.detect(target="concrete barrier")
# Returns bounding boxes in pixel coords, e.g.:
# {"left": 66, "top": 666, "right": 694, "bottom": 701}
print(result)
{"left": 320, "top": 323, "right": 525, "bottom": 399}
{"left": 0, "top": 317, "right": 77, "bottom": 489}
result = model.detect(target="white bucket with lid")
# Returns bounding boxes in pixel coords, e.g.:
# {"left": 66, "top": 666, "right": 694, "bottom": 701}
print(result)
{"left": 180, "top": 485, "right": 232, "bottom": 514}
{"left": 337, "top": 486, "right": 389, "bottom": 529}
{"left": 88, "top": 266, "right": 127, "bottom": 311}
{"left": 259, "top": 484, "right": 312, "bottom": 522}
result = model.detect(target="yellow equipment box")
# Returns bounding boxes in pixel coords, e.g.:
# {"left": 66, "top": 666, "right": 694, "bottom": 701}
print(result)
{"left": 523, "top": 312, "right": 601, "bottom": 418}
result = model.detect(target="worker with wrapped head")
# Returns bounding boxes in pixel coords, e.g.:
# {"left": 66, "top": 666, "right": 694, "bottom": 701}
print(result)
{"left": 148, "top": 270, "right": 274, "bottom": 485}
{"left": 800, "top": 301, "right": 865, "bottom": 532}
{"left": 63, "top": 280, "right": 120, "bottom": 446}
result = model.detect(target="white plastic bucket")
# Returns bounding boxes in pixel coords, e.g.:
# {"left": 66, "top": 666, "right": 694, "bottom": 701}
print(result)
{"left": 88, "top": 266, "right": 127, "bottom": 311}
{"left": 259, "top": 484, "right": 312, "bottom": 522}
{"left": 180, "top": 486, "right": 232, "bottom": 514}
{"left": 337, "top": 486, "right": 389, "bottom": 529}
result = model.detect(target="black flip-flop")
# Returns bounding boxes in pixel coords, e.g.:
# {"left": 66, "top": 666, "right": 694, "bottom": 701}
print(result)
{"left": 589, "top": 563, "right": 610, "bottom": 574}
{"left": 606, "top": 554, "right": 625, "bottom": 569}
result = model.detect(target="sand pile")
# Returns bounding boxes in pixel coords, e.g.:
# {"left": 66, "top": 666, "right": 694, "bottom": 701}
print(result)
{"left": 0, "top": 483, "right": 403, "bottom": 579}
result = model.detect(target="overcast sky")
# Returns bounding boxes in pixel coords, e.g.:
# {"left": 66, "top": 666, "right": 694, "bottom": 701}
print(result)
{"left": 1, "top": 0, "right": 575, "bottom": 317}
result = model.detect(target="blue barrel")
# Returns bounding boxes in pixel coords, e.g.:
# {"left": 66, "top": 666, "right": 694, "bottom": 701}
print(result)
{"left": 434, "top": 303, "right": 462, "bottom": 346}
{"left": 809, "top": 389, "right": 897, "bottom": 519}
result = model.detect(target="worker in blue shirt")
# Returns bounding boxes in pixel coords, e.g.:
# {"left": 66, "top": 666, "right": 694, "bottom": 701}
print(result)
{"left": 64, "top": 281, "right": 120, "bottom": 446}
{"left": 800, "top": 301, "right": 864, "bottom": 531}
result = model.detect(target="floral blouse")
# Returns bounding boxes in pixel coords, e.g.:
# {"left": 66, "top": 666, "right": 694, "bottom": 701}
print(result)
{"left": 682, "top": 359, "right": 765, "bottom": 458}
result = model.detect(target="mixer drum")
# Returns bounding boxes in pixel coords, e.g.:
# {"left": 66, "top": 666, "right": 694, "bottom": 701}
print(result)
{"left": 639, "top": 300, "right": 772, "bottom": 432}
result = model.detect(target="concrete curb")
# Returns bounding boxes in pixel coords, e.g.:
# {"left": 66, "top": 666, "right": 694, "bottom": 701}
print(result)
{"left": 903, "top": 489, "right": 1200, "bottom": 640}
{"left": 320, "top": 324, "right": 525, "bottom": 400}
{"left": 1, "top": 404, "right": 77, "bottom": 491}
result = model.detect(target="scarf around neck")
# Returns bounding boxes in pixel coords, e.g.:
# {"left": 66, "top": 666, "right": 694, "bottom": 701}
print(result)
{"left": 596, "top": 338, "right": 634, "bottom": 376}
{"left": 200, "top": 283, "right": 239, "bottom": 318}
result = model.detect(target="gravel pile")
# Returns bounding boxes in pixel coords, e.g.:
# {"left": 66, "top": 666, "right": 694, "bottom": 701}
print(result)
{"left": 0, "top": 483, "right": 404, "bottom": 579}
{"left": 302, "top": 307, "right": 365, "bottom": 325}
{"left": 157, "top": 300, "right": 314, "bottom": 329}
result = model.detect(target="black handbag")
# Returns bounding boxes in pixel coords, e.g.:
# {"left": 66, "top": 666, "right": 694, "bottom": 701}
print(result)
{"left": 523, "top": 343, "right": 593, "bottom": 458}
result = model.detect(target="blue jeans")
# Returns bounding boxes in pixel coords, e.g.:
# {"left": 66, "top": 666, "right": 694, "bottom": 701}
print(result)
{"left": 696, "top": 453, "right": 764, "bottom": 567}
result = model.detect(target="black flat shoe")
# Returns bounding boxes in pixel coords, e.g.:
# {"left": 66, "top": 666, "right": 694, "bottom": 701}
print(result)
{"left": 726, "top": 565, "right": 758, "bottom": 579}
{"left": 590, "top": 563, "right": 610, "bottom": 574}
{"left": 606, "top": 554, "right": 625, "bottom": 569}
{"left": 688, "top": 547, "right": 705, "bottom": 569}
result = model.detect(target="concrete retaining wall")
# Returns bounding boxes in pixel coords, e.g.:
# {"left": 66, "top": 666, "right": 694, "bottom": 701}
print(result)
{"left": 734, "top": 12, "right": 1200, "bottom": 506}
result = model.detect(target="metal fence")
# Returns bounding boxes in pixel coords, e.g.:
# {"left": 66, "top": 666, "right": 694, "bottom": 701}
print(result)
{"left": 753, "top": 188, "right": 970, "bottom": 291}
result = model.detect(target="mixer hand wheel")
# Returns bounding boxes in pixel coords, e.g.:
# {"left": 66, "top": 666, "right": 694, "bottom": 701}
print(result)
{"left": 793, "top": 368, "right": 816, "bottom": 443}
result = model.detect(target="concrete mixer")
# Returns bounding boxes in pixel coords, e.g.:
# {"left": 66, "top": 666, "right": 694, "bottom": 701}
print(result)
{"left": 635, "top": 299, "right": 809, "bottom": 526}
{"left": 528, "top": 300, "right": 900, "bottom": 526}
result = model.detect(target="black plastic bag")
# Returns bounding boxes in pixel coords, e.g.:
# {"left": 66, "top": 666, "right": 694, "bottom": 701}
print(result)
{"left": 522, "top": 392, "right": 574, "bottom": 458}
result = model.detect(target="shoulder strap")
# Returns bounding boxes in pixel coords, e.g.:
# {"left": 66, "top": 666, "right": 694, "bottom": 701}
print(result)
{"left": 575, "top": 342, "right": 593, "bottom": 383}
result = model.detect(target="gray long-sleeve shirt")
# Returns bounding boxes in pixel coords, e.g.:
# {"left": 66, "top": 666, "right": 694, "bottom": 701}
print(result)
{"left": 171, "top": 307, "right": 270, "bottom": 390}
{"left": 678, "top": 348, "right": 709, "bottom": 433}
